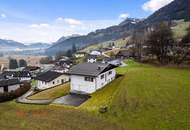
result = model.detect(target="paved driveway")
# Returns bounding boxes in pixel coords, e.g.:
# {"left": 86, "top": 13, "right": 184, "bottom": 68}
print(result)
{"left": 16, "top": 89, "right": 53, "bottom": 105}
{"left": 53, "top": 93, "right": 90, "bottom": 107}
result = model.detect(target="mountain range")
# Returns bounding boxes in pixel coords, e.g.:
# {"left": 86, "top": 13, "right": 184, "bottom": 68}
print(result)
{"left": 0, "top": 39, "right": 50, "bottom": 50}
{"left": 46, "top": 0, "right": 190, "bottom": 55}
{"left": 0, "top": 0, "right": 189, "bottom": 55}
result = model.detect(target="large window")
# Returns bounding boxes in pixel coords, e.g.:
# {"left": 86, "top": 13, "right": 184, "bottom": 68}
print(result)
{"left": 101, "top": 74, "right": 104, "bottom": 79}
{"left": 84, "top": 77, "right": 94, "bottom": 82}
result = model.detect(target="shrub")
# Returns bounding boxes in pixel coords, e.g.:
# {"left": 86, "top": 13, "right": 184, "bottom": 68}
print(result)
{"left": 99, "top": 106, "right": 108, "bottom": 113}
{"left": 0, "top": 82, "right": 31, "bottom": 102}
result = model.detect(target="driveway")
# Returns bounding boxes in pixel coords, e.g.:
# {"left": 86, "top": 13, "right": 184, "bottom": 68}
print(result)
{"left": 16, "top": 89, "right": 53, "bottom": 105}
{"left": 53, "top": 93, "right": 90, "bottom": 107}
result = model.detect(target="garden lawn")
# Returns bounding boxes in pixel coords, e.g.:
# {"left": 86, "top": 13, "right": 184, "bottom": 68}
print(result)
{"left": 28, "top": 83, "right": 70, "bottom": 100}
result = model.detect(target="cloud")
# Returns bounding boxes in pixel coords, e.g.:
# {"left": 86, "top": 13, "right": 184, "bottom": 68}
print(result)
{"left": 0, "top": 19, "right": 120, "bottom": 43}
{"left": 29, "top": 23, "right": 50, "bottom": 28}
{"left": 56, "top": 17, "right": 64, "bottom": 21}
{"left": 119, "top": 13, "right": 130, "bottom": 19}
{"left": 0, "top": 14, "right": 7, "bottom": 19}
{"left": 56, "top": 17, "right": 82, "bottom": 25}
{"left": 142, "top": 0, "right": 174, "bottom": 12}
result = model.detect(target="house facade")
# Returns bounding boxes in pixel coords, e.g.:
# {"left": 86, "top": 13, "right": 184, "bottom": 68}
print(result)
{"left": 69, "top": 63, "right": 117, "bottom": 94}
{"left": 0, "top": 79, "right": 21, "bottom": 93}
{"left": 35, "top": 71, "right": 69, "bottom": 90}
{"left": 2, "top": 71, "right": 32, "bottom": 82}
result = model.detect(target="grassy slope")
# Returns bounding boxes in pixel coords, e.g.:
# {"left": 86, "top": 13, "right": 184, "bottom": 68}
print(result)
{"left": 0, "top": 102, "right": 120, "bottom": 130}
{"left": 0, "top": 61, "right": 190, "bottom": 130}
{"left": 81, "top": 37, "right": 129, "bottom": 52}
{"left": 28, "top": 83, "right": 70, "bottom": 100}
{"left": 110, "top": 63, "right": 190, "bottom": 130}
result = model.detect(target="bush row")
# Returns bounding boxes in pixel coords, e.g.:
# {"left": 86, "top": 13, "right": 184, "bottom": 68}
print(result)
{"left": 0, "top": 83, "right": 31, "bottom": 102}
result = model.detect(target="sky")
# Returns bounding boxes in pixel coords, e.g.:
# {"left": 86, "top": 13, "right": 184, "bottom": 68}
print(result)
{"left": 0, "top": 0, "right": 174, "bottom": 44}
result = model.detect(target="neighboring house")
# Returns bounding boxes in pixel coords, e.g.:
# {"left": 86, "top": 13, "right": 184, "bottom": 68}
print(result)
{"left": 102, "top": 58, "right": 122, "bottom": 66}
{"left": 40, "top": 64, "right": 54, "bottom": 72}
{"left": 0, "top": 79, "right": 21, "bottom": 93}
{"left": 116, "top": 50, "right": 131, "bottom": 59}
{"left": 34, "top": 71, "right": 69, "bottom": 90}
{"left": 23, "top": 66, "right": 41, "bottom": 76}
{"left": 58, "top": 59, "right": 73, "bottom": 68}
{"left": 51, "top": 66, "right": 69, "bottom": 73}
{"left": 90, "top": 50, "right": 102, "bottom": 56}
{"left": 74, "top": 52, "right": 86, "bottom": 58}
{"left": 2, "top": 71, "right": 32, "bottom": 82}
{"left": 87, "top": 55, "right": 97, "bottom": 63}
{"left": 68, "top": 63, "right": 117, "bottom": 94}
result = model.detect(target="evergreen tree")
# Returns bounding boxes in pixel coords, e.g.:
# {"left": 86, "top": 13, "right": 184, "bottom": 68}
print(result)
{"left": 66, "top": 49, "right": 72, "bottom": 57}
{"left": 9, "top": 59, "right": 18, "bottom": 69}
{"left": 19, "top": 59, "right": 27, "bottom": 67}
{"left": 72, "top": 44, "right": 77, "bottom": 53}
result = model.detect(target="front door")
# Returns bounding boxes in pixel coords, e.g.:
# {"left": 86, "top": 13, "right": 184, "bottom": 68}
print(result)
{"left": 4, "top": 86, "right": 8, "bottom": 92}
{"left": 61, "top": 79, "right": 64, "bottom": 84}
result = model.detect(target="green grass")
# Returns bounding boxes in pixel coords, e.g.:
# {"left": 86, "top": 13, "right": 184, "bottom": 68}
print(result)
{"left": 0, "top": 101, "right": 120, "bottom": 130}
{"left": 28, "top": 83, "right": 70, "bottom": 100}
{"left": 110, "top": 64, "right": 190, "bottom": 130}
{"left": 80, "top": 75, "right": 124, "bottom": 112}
{"left": 0, "top": 61, "right": 190, "bottom": 130}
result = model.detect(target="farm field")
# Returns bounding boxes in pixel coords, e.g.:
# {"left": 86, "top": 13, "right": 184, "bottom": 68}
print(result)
{"left": 0, "top": 61, "right": 190, "bottom": 130}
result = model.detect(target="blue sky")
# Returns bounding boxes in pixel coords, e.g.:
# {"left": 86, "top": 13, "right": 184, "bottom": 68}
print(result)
{"left": 0, "top": 0, "right": 174, "bottom": 43}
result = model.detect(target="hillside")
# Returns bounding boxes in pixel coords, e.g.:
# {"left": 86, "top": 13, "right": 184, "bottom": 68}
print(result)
{"left": 0, "top": 39, "right": 26, "bottom": 48}
{"left": 144, "top": 0, "right": 190, "bottom": 25}
{"left": 46, "top": 18, "right": 140, "bottom": 55}
{"left": 46, "top": 0, "right": 190, "bottom": 56}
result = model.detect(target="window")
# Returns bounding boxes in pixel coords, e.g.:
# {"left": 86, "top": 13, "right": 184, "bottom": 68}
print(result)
{"left": 108, "top": 71, "right": 112, "bottom": 75}
{"left": 84, "top": 77, "right": 94, "bottom": 82}
{"left": 101, "top": 74, "right": 104, "bottom": 79}
{"left": 62, "top": 79, "right": 64, "bottom": 84}
{"left": 53, "top": 81, "right": 55, "bottom": 84}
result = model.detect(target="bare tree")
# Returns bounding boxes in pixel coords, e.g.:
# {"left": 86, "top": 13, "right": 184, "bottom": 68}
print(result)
{"left": 146, "top": 22, "right": 174, "bottom": 64}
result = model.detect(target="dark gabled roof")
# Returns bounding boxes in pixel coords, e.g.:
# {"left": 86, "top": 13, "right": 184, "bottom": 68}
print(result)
{"left": 0, "top": 74, "right": 5, "bottom": 80}
{"left": 75, "top": 51, "right": 86, "bottom": 54}
{"left": 2, "top": 71, "right": 32, "bottom": 78}
{"left": 116, "top": 50, "right": 130, "bottom": 57}
{"left": 0, "top": 79, "right": 20, "bottom": 87}
{"left": 68, "top": 63, "right": 116, "bottom": 77}
{"left": 24, "top": 66, "right": 40, "bottom": 71}
{"left": 34, "top": 71, "right": 63, "bottom": 82}
{"left": 87, "top": 55, "right": 97, "bottom": 59}
{"left": 59, "top": 59, "right": 73, "bottom": 65}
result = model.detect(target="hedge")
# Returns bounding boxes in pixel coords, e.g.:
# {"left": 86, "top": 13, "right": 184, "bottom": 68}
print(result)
{"left": 0, "top": 82, "right": 31, "bottom": 102}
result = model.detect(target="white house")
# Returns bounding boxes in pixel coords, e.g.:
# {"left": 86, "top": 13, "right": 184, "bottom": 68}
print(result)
{"left": 34, "top": 71, "right": 69, "bottom": 90}
{"left": 0, "top": 79, "right": 21, "bottom": 93}
{"left": 68, "top": 63, "right": 117, "bottom": 94}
